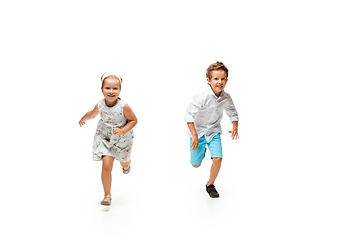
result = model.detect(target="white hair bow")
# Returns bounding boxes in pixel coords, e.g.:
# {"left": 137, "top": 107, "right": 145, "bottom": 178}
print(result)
{"left": 101, "top": 72, "right": 122, "bottom": 82}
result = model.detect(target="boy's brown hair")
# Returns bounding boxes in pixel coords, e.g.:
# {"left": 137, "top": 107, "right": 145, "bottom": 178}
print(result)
{"left": 206, "top": 61, "right": 229, "bottom": 80}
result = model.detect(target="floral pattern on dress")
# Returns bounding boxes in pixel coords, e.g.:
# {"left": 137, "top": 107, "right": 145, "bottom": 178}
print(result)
{"left": 92, "top": 98, "right": 134, "bottom": 162}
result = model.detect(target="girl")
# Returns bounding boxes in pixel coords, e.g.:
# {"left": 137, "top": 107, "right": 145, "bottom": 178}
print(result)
{"left": 79, "top": 73, "right": 137, "bottom": 206}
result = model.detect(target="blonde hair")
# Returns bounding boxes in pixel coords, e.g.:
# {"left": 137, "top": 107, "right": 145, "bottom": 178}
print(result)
{"left": 100, "top": 73, "right": 123, "bottom": 89}
{"left": 206, "top": 61, "right": 229, "bottom": 80}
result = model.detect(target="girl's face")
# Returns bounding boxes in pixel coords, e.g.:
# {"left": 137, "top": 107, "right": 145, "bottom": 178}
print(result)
{"left": 101, "top": 77, "right": 121, "bottom": 105}
{"left": 207, "top": 70, "right": 228, "bottom": 97}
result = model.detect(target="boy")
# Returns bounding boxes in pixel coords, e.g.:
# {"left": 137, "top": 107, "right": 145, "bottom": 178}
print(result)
{"left": 185, "top": 61, "right": 239, "bottom": 198}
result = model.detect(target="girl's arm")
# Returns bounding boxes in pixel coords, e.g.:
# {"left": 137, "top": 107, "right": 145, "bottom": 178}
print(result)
{"left": 79, "top": 104, "right": 99, "bottom": 127}
{"left": 113, "top": 104, "right": 137, "bottom": 135}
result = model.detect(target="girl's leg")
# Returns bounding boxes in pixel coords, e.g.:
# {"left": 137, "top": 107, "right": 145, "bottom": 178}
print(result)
{"left": 120, "top": 160, "right": 131, "bottom": 170}
{"left": 208, "top": 158, "right": 222, "bottom": 186}
{"left": 101, "top": 155, "right": 115, "bottom": 199}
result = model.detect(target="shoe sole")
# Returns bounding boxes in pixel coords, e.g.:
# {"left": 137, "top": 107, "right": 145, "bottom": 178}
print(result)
{"left": 123, "top": 166, "right": 131, "bottom": 174}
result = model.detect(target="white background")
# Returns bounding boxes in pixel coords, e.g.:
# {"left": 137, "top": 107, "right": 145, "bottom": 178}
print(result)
{"left": 1, "top": 0, "right": 359, "bottom": 239}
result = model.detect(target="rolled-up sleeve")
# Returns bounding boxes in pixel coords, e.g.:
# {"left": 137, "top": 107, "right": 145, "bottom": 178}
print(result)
{"left": 184, "top": 95, "right": 202, "bottom": 123}
{"left": 225, "top": 96, "right": 239, "bottom": 123}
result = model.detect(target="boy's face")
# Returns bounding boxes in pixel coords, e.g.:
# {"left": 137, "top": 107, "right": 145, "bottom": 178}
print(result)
{"left": 207, "top": 70, "right": 228, "bottom": 97}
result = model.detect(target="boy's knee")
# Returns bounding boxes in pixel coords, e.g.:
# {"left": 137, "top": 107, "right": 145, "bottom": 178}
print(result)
{"left": 212, "top": 158, "right": 222, "bottom": 164}
{"left": 192, "top": 164, "right": 201, "bottom": 168}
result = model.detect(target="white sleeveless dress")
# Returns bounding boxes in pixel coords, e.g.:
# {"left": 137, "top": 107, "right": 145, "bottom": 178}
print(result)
{"left": 92, "top": 98, "right": 134, "bottom": 162}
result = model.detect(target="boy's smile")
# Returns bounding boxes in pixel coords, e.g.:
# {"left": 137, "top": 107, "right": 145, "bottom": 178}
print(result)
{"left": 207, "top": 70, "right": 228, "bottom": 97}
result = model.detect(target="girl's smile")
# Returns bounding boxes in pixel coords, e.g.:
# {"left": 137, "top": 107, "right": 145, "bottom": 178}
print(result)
{"left": 101, "top": 78, "right": 121, "bottom": 107}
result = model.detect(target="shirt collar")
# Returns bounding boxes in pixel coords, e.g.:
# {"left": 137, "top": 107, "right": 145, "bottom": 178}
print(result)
{"left": 207, "top": 85, "right": 224, "bottom": 99}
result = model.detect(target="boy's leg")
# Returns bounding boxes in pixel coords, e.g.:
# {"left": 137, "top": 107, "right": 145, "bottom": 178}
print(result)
{"left": 207, "top": 133, "right": 223, "bottom": 186}
{"left": 190, "top": 136, "right": 206, "bottom": 168}
{"left": 102, "top": 155, "right": 114, "bottom": 200}
{"left": 208, "top": 157, "right": 222, "bottom": 186}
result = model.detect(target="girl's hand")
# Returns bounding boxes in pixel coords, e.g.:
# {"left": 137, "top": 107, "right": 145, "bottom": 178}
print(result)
{"left": 79, "top": 119, "right": 86, "bottom": 127}
{"left": 113, "top": 127, "right": 124, "bottom": 135}
{"left": 79, "top": 104, "right": 99, "bottom": 127}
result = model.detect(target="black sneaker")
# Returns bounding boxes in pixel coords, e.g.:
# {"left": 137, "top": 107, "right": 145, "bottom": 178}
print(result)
{"left": 206, "top": 184, "right": 220, "bottom": 198}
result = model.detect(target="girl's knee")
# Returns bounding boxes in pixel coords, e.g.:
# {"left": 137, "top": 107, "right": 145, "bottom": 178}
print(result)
{"left": 103, "top": 163, "right": 113, "bottom": 171}
{"left": 120, "top": 161, "right": 131, "bottom": 168}
{"left": 102, "top": 156, "right": 114, "bottom": 171}
{"left": 102, "top": 164, "right": 112, "bottom": 171}
{"left": 192, "top": 164, "right": 201, "bottom": 168}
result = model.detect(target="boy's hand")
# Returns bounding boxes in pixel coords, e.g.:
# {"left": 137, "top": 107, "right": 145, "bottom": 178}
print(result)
{"left": 229, "top": 121, "right": 239, "bottom": 140}
{"left": 187, "top": 123, "right": 199, "bottom": 150}
{"left": 229, "top": 129, "right": 239, "bottom": 140}
{"left": 113, "top": 127, "right": 124, "bottom": 135}
{"left": 191, "top": 135, "right": 199, "bottom": 150}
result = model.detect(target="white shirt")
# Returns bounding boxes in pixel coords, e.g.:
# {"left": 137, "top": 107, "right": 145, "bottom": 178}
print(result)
{"left": 184, "top": 86, "right": 239, "bottom": 142}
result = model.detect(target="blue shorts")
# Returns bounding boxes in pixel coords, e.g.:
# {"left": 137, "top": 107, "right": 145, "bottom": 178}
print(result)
{"left": 190, "top": 133, "right": 223, "bottom": 165}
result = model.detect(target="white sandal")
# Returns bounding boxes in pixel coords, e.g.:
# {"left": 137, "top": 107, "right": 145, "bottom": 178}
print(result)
{"left": 100, "top": 195, "right": 112, "bottom": 206}
{"left": 122, "top": 165, "right": 131, "bottom": 174}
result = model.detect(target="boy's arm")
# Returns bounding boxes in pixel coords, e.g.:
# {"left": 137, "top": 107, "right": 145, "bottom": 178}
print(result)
{"left": 224, "top": 96, "right": 239, "bottom": 123}
{"left": 185, "top": 93, "right": 204, "bottom": 150}
{"left": 225, "top": 96, "right": 239, "bottom": 140}
{"left": 228, "top": 121, "right": 239, "bottom": 140}
{"left": 187, "top": 122, "right": 199, "bottom": 150}
{"left": 113, "top": 104, "right": 137, "bottom": 135}
{"left": 79, "top": 104, "right": 99, "bottom": 127}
